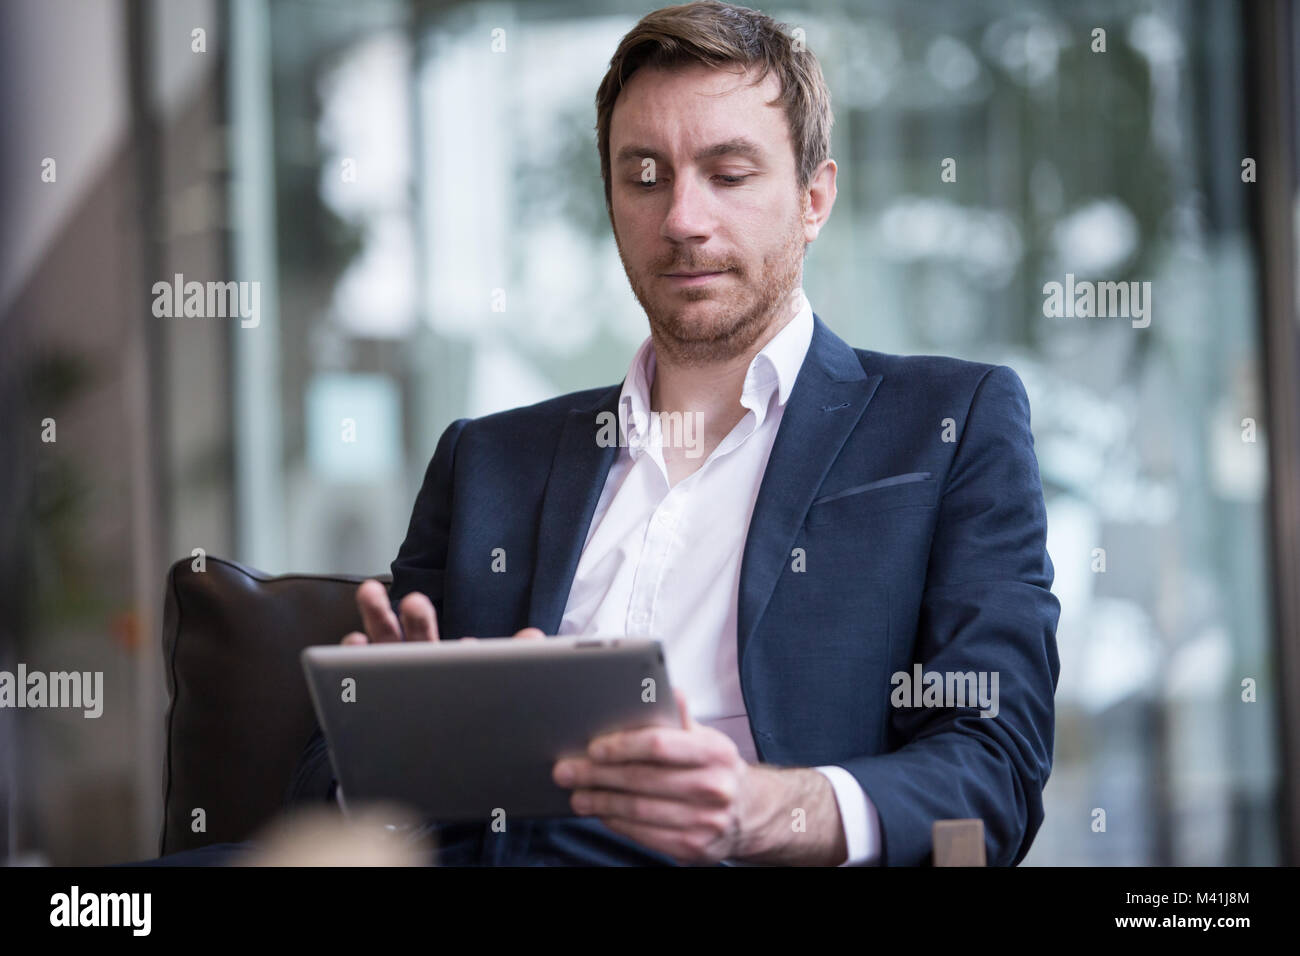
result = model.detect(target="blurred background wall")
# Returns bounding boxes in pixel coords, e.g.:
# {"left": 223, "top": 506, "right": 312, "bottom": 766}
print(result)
{"left": 0, "top": 0, "right": 1296, "bottom": 865}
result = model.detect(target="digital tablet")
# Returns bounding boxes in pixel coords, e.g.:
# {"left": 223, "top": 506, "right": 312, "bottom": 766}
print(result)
{"left": 300, "top": 636, "right": 679, "bottom": 823}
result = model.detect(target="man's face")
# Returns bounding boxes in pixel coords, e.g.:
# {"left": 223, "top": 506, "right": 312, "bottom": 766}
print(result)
{"left": 608, "top": 62, "right": 821, "bottom": 366}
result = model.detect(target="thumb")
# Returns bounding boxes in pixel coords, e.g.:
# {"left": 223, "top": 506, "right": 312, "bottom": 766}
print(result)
{"left": 673, "top": 687, "right": 695, "bottom": 731}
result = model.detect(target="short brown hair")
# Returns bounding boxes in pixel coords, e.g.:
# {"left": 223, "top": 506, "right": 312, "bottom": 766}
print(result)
{"left": 595, "top": 0, "right": 833, "bottom": 214}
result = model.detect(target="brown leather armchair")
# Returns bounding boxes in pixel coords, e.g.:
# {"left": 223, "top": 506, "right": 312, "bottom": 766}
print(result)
{"left": 158, "top": 555, "right": 388, "bottom": 855}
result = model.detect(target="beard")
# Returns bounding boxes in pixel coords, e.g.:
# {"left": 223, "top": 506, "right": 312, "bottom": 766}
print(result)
{"left": 615, "top": 207, "right": 807, "bottom": 368}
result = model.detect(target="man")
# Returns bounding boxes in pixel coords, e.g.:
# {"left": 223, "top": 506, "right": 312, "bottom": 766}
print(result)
{"left": 290, "top": 0, "right": 1060, "bottom": 867}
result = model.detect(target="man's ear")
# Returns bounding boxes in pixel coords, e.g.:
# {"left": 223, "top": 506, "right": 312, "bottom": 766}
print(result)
{"left": 802, "top": 158, "right": 838, "bottom": 244}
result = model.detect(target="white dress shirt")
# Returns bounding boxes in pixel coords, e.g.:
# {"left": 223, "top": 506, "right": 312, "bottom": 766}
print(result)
{"left": 557, "top": 289, "right": 881, "bottom": 865}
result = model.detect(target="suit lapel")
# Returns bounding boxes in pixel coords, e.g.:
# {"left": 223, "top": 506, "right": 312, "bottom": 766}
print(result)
{"left": 526, "top": 385, "right": 621, "bottom": 633}
{"left": 736, "top": 315, "right": 882, "bottom": 668}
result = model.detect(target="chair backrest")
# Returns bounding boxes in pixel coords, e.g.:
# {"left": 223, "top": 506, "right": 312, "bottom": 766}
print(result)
{"left": 159, "top": 555, "right": 389, "bottom": 855}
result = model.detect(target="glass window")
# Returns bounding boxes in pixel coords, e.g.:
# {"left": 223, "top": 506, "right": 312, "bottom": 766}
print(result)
{"left": 233, "top": 0, "right": 1279, "bottom": 864}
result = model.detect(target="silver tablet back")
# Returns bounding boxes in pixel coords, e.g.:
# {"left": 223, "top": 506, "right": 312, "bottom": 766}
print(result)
{"left": 301, "top": 636, "right": 678, "bottom": 823}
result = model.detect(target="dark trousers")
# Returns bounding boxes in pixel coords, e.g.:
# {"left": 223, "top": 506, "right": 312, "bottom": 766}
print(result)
{"left": 123, "top": 817, "right": 728, "bottom": 866}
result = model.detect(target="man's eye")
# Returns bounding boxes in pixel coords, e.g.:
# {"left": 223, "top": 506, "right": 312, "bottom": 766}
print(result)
{"left": 631, "top": 174, "right": 754, "bottom": 189}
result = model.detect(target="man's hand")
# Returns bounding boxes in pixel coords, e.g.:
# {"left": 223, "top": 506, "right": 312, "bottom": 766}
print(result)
{"left": 551, "top": 689, "right": 848, "bottom": 866}
{"left": 340, "top": 580, "right": 544, "bottom": 644}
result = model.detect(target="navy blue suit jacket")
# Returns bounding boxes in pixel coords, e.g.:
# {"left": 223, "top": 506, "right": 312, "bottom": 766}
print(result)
{"left": 291, "top": 314, "right": 1060, "bottom": 866}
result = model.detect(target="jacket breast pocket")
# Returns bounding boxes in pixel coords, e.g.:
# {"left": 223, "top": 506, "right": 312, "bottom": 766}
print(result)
{"left": 805, "top": 472, "right": 937, "bottom": 527}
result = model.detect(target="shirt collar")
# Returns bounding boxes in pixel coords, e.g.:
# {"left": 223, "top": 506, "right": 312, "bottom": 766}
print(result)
{"left": 617, "top": 288, "right": 815, "bottom": 456}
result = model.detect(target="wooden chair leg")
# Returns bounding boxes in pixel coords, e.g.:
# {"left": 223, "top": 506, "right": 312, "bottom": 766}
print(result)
{"left": 932, "top": 819, "right": 986, "bottom": 866}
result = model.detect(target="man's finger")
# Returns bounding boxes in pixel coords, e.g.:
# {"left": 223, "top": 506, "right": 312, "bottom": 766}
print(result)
{"left": 459, "top": 630, "right": 543, "bottom": 641}
{"left": 341, "top": 631, "right": 368, "bottom": 646}
{"left": 398, "top": 591, "right": 439, "bottom": 642}
{"left": 357, "top": 580, "right": 402, "bottom": 643}
{"left": 588, "top": 727, "right": 713, "bottom": 767}
{"left": 571, "top": 788, "right": 719, "bottom": 831}
{"left": 553, "top": 760, "right": 732, "bottom": 805}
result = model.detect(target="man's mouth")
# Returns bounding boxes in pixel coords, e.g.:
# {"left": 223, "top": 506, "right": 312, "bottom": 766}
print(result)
{"left": 662, "top": 269, "right": 730, "bottom": 285}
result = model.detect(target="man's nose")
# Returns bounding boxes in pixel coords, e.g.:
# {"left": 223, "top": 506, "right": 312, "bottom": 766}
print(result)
{"left": 660, "top": 174, "right": 713, "bottom": 244}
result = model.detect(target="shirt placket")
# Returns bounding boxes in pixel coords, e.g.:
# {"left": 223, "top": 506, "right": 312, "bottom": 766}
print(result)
{"left": 625, "top": 422, "right": 682, "bottom": 638}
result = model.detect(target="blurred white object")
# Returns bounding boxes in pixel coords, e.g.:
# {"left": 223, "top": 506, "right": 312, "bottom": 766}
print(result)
{"left": 236, "top": 803, "right": 431, "bottom": 867}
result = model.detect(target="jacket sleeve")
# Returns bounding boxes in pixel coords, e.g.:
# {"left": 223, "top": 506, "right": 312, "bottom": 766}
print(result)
{"left": 835, "top": 364, "right": 1061, "bottom": 865}
{"left": 282, "top": 417, "right": 471, "bottom": 808}
{"left": 387, "top": 417, "right": 470, "bottom": 620}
